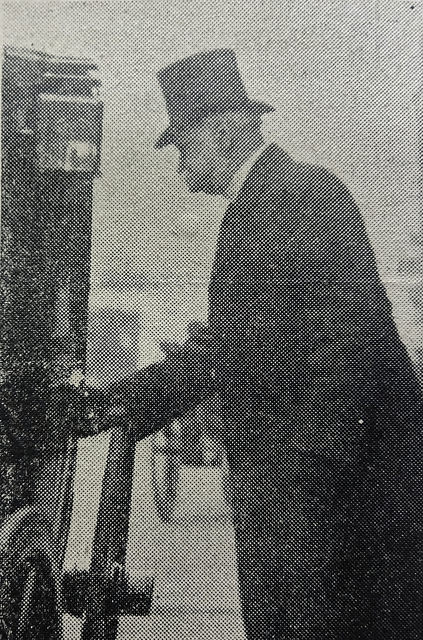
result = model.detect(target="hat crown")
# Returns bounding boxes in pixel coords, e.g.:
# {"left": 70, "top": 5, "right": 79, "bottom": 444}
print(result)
{"left": 155, "top": 48, "right": 274, "bottom": 147}
{"left": 158, "top": 49, "right": 249, "bottom": 117}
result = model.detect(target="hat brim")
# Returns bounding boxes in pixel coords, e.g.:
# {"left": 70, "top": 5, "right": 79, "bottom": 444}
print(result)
{"left": 155, "top": 100, "right": 275, "bottom": 148}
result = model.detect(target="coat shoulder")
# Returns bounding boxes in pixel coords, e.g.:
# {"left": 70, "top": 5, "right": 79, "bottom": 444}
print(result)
{"left": 265, "top": 150, "right": 350, "bottom": 203}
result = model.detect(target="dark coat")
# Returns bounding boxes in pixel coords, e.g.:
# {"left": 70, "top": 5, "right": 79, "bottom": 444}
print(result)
{"left": 207, "top": 144, "right": 423, "bottom": 639}
{"left": 114, "top": 144, "right": 423, "bottom": 639}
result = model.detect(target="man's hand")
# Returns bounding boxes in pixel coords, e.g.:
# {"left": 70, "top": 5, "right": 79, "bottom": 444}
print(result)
{"left": 159, "top": 321, "right": 218, "bottom": 360}
{"left": 46, "top": 381, "right": 131, "bottom": 439}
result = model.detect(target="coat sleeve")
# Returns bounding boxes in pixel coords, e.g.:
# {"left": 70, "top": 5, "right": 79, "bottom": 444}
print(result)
{"left": 104, "top": 351, "right": 217, "bottom": 440}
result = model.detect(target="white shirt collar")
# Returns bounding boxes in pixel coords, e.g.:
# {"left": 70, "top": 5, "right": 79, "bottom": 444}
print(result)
{"left": 224, "top": 142, "right": 272, "bottom": 202}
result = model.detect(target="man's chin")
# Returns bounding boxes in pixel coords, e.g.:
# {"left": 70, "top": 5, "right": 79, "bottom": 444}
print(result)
{"left": 187, "top": 182, "right": 203, "bottom": 193}
{"left": 184, "top": 177, "right": 215, "bottom": 195}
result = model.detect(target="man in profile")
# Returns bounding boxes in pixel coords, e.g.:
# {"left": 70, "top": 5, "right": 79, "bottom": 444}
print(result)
{"left": 108, "top": 49, "right": 423, "bottom": 639}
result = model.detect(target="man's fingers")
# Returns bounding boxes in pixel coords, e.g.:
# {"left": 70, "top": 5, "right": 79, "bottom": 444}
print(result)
{"left": 160, "top": 340, "right": 208, "bottom": 359}
{"left": 159, "top": 341, "right": 183, "bottom": 355}
{"left": 187, "top": 321, "right": 215, "bottom": 342}
{"left": 187, "top": 321, "right": 207, "bottom": 335}
{"left": 159, "top": 325, "right": 216, "bottom": 359}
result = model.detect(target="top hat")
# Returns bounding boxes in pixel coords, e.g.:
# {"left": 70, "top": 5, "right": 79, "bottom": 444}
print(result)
{"left": 155, "top": 49, "right": 274, "bottom": 148}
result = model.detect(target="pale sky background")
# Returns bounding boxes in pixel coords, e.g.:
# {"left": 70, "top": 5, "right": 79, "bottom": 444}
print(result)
{"left": 3, "top": 0, "right": 422, "bottom": 371}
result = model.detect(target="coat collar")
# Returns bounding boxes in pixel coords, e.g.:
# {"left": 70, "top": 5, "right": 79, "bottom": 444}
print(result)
{"left": 226, "top": 143, "right": 297, "bottom": 212}
{"left": 224, "top": 142, "right": 273, "bottom": 202}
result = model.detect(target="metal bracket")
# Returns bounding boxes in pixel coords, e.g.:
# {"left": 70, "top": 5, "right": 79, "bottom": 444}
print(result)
{"left": 62, "top": 568, "right": 154, "bottom": 618}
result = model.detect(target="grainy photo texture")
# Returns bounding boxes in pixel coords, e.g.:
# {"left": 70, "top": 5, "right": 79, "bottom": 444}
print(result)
{"left": 1, "top": 1, "right": 422, "bottom": 639}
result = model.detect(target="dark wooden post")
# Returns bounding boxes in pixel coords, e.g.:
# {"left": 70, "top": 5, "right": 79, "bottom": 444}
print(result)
{"left": 81, "top": 425, "right": 137, "bottom": 640}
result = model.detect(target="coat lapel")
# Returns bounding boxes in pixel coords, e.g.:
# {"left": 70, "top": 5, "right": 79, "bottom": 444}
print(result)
{"left": 212, "top": 146, "right": 285, "bottom": 255}
{"left": 209, "top": 144, "right": 298, "bottom": 299}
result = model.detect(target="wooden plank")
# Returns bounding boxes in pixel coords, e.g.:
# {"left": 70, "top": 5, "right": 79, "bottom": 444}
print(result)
{"left": 81, "top": 424, "right": 136, "bottom": 640}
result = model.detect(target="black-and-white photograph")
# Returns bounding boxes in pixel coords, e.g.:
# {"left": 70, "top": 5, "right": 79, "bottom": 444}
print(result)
{"left": 1, "top": 1, "right": 422, "bottom": 639}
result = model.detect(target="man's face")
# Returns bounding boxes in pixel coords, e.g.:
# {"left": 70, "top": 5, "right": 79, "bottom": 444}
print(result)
{"left": 173, "top": 122, "right": 225, "bottom": 194}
